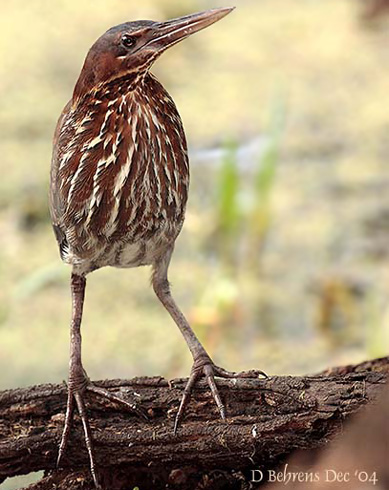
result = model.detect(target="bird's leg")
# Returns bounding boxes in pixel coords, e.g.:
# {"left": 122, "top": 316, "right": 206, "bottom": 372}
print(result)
{"left": 57, "top": 273, "right": 145, "bottom": 489}
{"left": 57, "top": 273, "right": 102, "bottom": 487}
{"left": 152, "top": 251, "right": 267, "bottom": 434}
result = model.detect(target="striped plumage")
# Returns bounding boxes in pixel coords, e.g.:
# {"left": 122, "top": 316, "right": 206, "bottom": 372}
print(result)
{"left": 49, "top": 8, "right": 264, "bottom": 489}
{"left": 51, "top": 72, "right": 188, "bottom": 274}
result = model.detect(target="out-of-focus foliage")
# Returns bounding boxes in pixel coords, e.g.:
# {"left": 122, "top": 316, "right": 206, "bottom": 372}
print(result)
{"left": 217, "top": 140, "right": 240, "bottom": 246}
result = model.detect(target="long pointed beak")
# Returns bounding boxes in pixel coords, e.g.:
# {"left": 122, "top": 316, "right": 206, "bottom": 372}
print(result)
{"left": 146, "top": 7, "right": 235, "bottom": 51}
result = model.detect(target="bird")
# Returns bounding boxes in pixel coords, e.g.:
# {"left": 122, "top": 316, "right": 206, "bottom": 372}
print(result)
{"left": 50, "top": 7, "right": 265, "bottom": 487}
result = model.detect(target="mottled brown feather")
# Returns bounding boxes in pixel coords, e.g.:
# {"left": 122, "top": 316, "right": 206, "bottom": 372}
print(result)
{"left": 50, "top": 71, "right": 189, "bottom": 273}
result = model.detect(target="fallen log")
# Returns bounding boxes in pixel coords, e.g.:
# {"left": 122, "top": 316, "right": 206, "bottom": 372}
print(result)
{"left": 0, "top": 356, "right": 388, "bottom": 489}
{"left": 263, "top": 379, "right": 389, "bottom": 490}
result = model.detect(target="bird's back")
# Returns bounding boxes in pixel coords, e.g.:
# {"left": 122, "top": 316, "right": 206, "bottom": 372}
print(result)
{"left": 50, "top": 73, "right": 189, "bottom": 274}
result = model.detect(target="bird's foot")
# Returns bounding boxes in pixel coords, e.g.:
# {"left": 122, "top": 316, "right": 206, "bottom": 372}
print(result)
{"left": 174, "top": 356, "right": 267, "bottom": 434}
{"left": 57, "top": 366, "right": 146, "bottom": 489}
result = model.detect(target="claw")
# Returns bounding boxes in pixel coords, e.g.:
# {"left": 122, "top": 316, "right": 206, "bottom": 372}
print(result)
{"left": 87, "top": 384, "right": 148, "bottom": 421}
{"left": 174, "top": 372, "right": 199, "bottom": 435}
{"left": 57, "top": 382, "right": 146, "bottom": 489}
{"left": 214, "top": 366, "right": 268, "bottom": 379}
{"left": 57, "top": 388, "right": 101, "bottom": 488}
{"left": 74, "top": 392, "right": 101, "bottom": 489}
{"left": 204, "top": 364, "right": 226, "bottom": 420}
{"left": 174, "top": 362, "right": 267, "bottom": 434}
{"left": 57, "top": 390, "right": 74, "bottom": 468}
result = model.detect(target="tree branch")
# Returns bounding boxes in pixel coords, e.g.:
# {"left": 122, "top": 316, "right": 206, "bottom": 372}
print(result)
{"left": 0, "top": 357, "right": 388, "bottom": 489}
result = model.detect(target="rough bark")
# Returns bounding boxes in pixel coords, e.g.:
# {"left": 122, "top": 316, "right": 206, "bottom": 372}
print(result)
{"left": 0, "top": 357, "right": 388, "bottom": 490}
{"left": 263, "top": 380, "right": 389, "bottom": 490}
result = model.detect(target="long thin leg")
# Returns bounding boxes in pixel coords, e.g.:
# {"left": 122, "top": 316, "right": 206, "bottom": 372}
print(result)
{"left": 57, "top": 273, "right": 145, "bottom": 489}
{"left": 57, "top": 273, "right": 87, "bottom": 466}
{"left": 152, "top": 249, "right": 266, "bottom": 433}
{"left": 57, "top": 273, "right": 103, "bottom": 485}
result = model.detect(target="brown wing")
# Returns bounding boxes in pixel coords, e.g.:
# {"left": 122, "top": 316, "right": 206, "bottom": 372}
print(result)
{"left": 49, "top": 100, "right": 72, "bottom": 258}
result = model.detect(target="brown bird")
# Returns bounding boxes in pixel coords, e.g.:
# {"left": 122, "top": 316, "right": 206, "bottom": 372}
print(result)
{"left": 50, "top": 7, "right": 264, "bottom": 487}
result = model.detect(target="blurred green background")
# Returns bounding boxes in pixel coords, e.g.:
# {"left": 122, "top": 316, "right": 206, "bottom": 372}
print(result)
{"left": 1, "top": 0, "right": 389, "bottom": 485}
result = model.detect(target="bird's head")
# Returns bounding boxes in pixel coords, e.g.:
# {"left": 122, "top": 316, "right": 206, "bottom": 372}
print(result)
{"left": 73, "top": 7, "right": 234, "bottom": 99}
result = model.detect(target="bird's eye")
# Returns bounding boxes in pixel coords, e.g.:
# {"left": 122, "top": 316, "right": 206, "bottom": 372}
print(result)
{"left": 121, "top": 34, "right": 136, "bottom": 49}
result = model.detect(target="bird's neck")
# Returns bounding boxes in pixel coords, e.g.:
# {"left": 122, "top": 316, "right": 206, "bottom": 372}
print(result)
{"left": 73, "top": 70, "right": 153, "bottom": 106}
{"left": 71, "top": 71, "right": 176, "bottom": 130}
